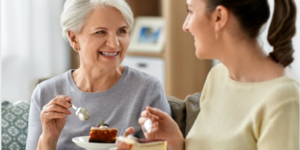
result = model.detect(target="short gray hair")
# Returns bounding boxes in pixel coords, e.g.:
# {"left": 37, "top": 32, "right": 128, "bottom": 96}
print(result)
{"left": 60, "top": 0, "right": 134, "bottom": 42}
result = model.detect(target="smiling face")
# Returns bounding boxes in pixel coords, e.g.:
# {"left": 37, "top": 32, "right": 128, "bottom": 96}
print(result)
{"left": 70, "top": 7, "right": 130, "bottom": 70}
{"left": 182, "top": 0, "right": 218, "bottom": 59}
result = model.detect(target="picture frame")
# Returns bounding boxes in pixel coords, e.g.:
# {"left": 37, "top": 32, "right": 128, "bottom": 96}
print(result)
{"left": 128, "top": 17, "right": 165, "bottom": 53}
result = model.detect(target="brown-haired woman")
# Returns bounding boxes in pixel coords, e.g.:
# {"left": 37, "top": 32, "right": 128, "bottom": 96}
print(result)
{"left": 136, "top": 0, "right": 299, "bottom": 150}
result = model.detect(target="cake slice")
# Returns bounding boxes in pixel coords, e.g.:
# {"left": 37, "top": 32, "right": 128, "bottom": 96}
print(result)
{"left": 116, "top": 135, "right": 167, "bottom": 150}
{"left": 88, "top": 121, "right": 118, "bottom": 143}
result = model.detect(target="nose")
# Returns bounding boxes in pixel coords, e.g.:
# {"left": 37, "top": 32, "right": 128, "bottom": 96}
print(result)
{"left": 106, "top": 34, "right": 119, "bottom": 49}
{"left": 182, "top": 16, "right": 189, "bottom": 32}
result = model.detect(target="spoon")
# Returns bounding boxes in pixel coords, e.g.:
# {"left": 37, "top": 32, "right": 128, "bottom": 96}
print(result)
{"left": 143, "top": 117, "right": 152, "bottom": 133}
{"left": 71, "top": 103, "right": 90, "bottom": 121}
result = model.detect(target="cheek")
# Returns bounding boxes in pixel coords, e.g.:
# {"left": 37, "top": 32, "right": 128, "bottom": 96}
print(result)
{"left": 120, "top": 36, "right": 130, "bottom": 52}
{"left": 190, "top": 18, "right": 215, "bottom": 59}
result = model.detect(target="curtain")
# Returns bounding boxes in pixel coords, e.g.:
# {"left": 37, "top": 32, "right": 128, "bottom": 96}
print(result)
{"left": 1, "top": 0, "right": 71, "bottom": 102}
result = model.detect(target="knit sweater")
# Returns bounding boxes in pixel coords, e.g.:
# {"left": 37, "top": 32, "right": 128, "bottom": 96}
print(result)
{"left": 186, "top": 64, "right": 299, "bottom": 150}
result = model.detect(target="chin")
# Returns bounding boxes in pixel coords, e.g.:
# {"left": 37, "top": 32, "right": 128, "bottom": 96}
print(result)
{"left": 195, "top": 48, "right": 206, "bottom": 59}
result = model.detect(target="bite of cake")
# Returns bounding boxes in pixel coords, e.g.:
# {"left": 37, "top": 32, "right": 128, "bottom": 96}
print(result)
{"left": 88, "top": 120, "right": 118, "bottom": 143}
{"left": 116, "top": 135, "right": 167, "bottom": 150}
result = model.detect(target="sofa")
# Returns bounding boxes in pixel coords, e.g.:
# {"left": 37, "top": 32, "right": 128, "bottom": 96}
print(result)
{"left": 1, "top": 93, "right": 201, "bottom": 150}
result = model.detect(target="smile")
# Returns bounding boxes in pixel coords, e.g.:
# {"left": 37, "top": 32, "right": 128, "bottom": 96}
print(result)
{"left": 99, "top": 51, "right": 119, "bottom": 57}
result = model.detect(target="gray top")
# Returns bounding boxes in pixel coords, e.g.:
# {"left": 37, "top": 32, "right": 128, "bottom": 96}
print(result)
{"left": 26, "top": 66, "right": 171, "bottom": 150}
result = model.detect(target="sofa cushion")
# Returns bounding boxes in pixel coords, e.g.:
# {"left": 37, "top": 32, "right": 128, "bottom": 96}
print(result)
{"left": 1, "top": 101, "right": 30, "bottom": 150}
{"left": 185, "top": 93, "right": 201, "bottom": 137}
{"left": 167, "top": 92, "right": 201, "bottom": 138}
{"left": 167, "top": 96, "right": 186, "bottom": 136}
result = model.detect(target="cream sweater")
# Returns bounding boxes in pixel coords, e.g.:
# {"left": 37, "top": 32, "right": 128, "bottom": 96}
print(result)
{"left": 186, "top": 64, "right": 299, "bottom": 150}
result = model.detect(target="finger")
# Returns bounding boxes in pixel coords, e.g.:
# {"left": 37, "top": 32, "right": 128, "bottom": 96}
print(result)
{"left": 140, "top": 110, "right": 150, "bottom": 117}
{"left": 42, "top": 112, "right": 67, "bottom": 121}
{"left": 43, "top": 104, "right": 72, "bottom": 115}
{"left": 123, "top": 127, "right": 134, "bottom": 137}
{"left": 50, "top": 95, "right": 72, "bottom": 109}
{"left": 152, "top": 126, "right": 159, "bottom": 132}
{"left": 150, "top": 114, "right": 159, "bottom": 121}
{"left": 138, "top": 117, "right": 148, "bottom": 125}
{"left": 146, "top": 106, "right": 168, "bottom": 119}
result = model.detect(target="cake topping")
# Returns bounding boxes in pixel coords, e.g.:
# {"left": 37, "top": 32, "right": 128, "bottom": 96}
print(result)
{"left": 97, "top": 119, "right": 109, "bottom": 128}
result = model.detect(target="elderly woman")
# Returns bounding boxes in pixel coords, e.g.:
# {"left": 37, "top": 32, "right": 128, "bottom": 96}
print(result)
{"left": 26, "top": 0, "right": 171, "bottom": 149}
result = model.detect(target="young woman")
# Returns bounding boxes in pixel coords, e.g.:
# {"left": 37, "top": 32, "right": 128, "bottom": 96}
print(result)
{"left": 137, "top": 0, "right": 299, "bottom": 150}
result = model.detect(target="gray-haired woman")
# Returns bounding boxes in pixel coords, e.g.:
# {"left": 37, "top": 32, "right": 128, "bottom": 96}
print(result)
{"left": 26, "top": 0, "right": 171, "bottom": 149}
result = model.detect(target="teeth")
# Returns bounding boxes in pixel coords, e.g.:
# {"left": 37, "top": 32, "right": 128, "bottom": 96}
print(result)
{"left": 101, "top": 52, "right": 118, "bottom": 56}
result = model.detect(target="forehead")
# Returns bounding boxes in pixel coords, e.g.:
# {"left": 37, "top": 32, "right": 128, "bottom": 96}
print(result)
{"left": 187, "top": 0, "right": 206, "bottom": 8}
{"left": 84, "top": 7, "right": 127, "bottom": 29}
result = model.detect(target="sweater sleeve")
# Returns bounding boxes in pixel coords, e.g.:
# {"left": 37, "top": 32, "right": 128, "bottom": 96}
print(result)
{"left": 148, "top": 81, "right": 171, "bottom": 116}
{"left": 26, "top": 86, "right": 43, "bottom": 150}
{"left": 257, "top": 98, "right": 299, "bottom": 150}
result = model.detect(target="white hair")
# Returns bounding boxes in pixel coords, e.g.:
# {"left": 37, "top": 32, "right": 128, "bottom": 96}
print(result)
{"left": 60, "top": 0, "right": 134, "bottom": 43}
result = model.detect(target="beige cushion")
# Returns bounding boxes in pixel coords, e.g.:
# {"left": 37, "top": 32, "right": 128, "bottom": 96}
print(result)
{"left": 167, "top": 92, "right": 201, "bottom": 138}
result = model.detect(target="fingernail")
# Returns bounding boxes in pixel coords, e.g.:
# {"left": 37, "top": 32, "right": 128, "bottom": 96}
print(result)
{"left": 66, "top": 97, "right": 70, "bottom": 100}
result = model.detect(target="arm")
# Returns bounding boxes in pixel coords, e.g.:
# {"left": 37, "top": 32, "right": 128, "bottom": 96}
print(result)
{"left": 148, "top": 81, "right": 171, "bottom": 116}
{"left": 26, "top": 86, "right": 43, "bottom": 150}
{"left": 139, "top": 107, "right": 185, "bottom": 150}
{"left": 26, "top": 86, "right": 72, "bottom": 150}
{"left": 26, "top": 86, "right": 60, "bottom": 150}
{"left": 258, "top": 98, "right": 299, "bottom": 150}
{"left": 134, "top": 81, "right": 185, "bottom": 149}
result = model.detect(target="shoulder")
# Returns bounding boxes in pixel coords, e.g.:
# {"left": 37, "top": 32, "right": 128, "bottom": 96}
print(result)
{"left": 37, "top": 70, "right": 71, "bottom": 90}
{"left": 32, "top": 70, "right": 71, "bottom": 101}
{"left": 209, "top": 63, "right": 227, "bottom": 75}
{"left": 204, "top": 63, "right": 227, "bottom": 84}
{"left": 265, "top": 77, "right": 299, "bottom": 104}
{"left": 123, "top": 66, "right": 160, "bottom": 86}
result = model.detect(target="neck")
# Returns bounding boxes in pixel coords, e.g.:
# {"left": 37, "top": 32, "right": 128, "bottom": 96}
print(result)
{"left": 72, "top": 65, "right": 124, "bottom": 92}
{"left": 218, "top": 39, "right": 284, "bottom": 82}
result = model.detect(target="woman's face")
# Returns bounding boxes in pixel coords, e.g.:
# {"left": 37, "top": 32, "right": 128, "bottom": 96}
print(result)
{"left": 74, "top": 7, "right": 130, "bottom": 70}
{"left": 183, "top": 0, "right": 217, "bottom": 59}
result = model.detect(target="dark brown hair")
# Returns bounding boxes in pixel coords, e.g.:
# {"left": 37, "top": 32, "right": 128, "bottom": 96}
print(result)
{"left": 206, "top": 0, "right": 297, "bottom": 67}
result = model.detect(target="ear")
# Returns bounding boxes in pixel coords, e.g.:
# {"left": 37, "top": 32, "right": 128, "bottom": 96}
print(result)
{"left": 67, "top": 30, "right": 80, "bottom": 51}
{"left": 213, "top": 5, "right": 229, "bottom": 32}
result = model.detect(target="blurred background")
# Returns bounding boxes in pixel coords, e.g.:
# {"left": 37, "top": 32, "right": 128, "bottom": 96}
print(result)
{"left": 1, "top": 0, "right": 300, "bottom": 103}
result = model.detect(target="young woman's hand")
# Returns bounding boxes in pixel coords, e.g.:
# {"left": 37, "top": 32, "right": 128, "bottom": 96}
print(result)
{"left": 39, "top": 95, "right": 72, "bottom": 148}
{"left": 139, "top": 106, "right": 185, "bottom": 150}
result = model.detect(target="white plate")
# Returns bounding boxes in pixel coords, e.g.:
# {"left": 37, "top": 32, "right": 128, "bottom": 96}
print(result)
{"left": 72, "top": 136, "right": 116, "bottom": 150}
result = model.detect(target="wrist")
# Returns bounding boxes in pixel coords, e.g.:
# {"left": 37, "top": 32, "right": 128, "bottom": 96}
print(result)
{"left": 37, "top": 133, "right": 58, "bottom": 150}
{"left": 167, "top": 137, "right": 185, "bottom": 150}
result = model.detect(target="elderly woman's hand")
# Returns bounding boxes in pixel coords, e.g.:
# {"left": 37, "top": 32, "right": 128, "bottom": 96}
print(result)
{"left": 38, "top": 95, "right": 72, "bottom": 148}
{"left": 139, "top": 106, "right": 185, "bottom": 150}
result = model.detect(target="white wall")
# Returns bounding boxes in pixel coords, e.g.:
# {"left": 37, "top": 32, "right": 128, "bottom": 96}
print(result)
{"left": 213, "top": 1, "right": 300, "bottom": 80}
{"left": 259, "top": 0, "right": 299, "bottom": 81}
{"left": 1, "top": 1, "right": 70, "bottom": 102}
{"left": 294, "top": 0, "right": 300, "bottom": 81}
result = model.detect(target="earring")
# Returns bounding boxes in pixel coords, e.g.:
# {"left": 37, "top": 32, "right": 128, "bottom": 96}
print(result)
{"left": 75, "top": 48, "right": 79, "bottom": 52}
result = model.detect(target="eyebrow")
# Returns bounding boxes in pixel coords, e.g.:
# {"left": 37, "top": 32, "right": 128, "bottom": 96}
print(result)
{"left": 119, "top": 26, "right": 128, "bottom": 30}
{"left": 94, "top": 26, "right": 128, "bottom": 30}
{"left": 94, "top": 27, "right": 107, "bottom": 30}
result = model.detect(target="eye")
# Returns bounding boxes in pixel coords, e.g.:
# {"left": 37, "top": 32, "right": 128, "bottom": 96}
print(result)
{"left": 96, "top": 30, "right": 106, "bottom": 34}
{"left": 117, "top": 29, "right": 127, "bottom": 34}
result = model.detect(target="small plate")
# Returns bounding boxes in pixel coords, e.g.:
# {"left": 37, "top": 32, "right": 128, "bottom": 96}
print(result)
{"left": 72, "top": 136, "right": 116, "bottom": 150}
